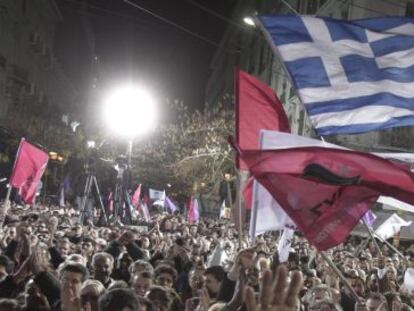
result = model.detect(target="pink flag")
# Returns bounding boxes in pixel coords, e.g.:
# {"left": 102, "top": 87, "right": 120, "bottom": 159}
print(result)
{"left": 10, "top": 139, "right": 49, "bottom": 204}
{"left": 235, "top": 144, "right": 414, "bottom": 250}
{"left": 108, "top": 192, "right": 114, "bottom": 213}
{"left": 132, "top": 184, "right": 142, "bottom": 209}
{"left": 187, "top": 197, "right": 200, "bottom": 224}
{"left": 235, "top": 69, "right": 290, "bottom": 169}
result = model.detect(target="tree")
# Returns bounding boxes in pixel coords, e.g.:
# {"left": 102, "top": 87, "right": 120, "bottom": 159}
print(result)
{"left": 130, "top": 100, "right": 235, "bottom": 201}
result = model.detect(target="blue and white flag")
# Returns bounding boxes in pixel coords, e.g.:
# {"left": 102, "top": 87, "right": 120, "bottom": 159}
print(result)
{"left": 258, "top": 15, "right": 414, "bottom": 135}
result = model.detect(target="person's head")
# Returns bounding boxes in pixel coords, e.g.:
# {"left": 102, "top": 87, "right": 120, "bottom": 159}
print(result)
{"left": 366, "top": 293, "right": 389, "bottom": 311}
{"left": 386, "top": 266, "right": 397, "bottom": 282}
{"left": 0, "top": 255, "right": 13, "bottom": 281}
{"left": 189, "top": 225, "right": 198, "bottom": 236}
{"left": 188, "top": 269, "right": 204, "bottom": 291}
{"left": 59, "top": 262, "right": 90, "bottom": 295}
{"left": 308, "top": 299, "right": 341, "bottom": 311}
{"left": 132, "top": 271, "right": 153, "bottom": 297}
{"left": 310, "top": 284, "right": 332, "bottom": 303}
{"left": 204, "top": 266, "right": 225, "bottom": 298}
{"left": 154, "top": 265, "right": 177, "bottom": 288}
{"left": 25, "top": 279, "right": 50, "bottom": 309}
{"left": 141, "top": 236, "right": 150, "bottom": 249}
{"left": 146, "top": 286, "right": 171, "bottom": 311}
{"left": 0, "top": 298, "right": 19, "bottom": 311}
{"left": 58, "top": 239, "right": 71, "bottom": 257}
{"left": 80, "top": 279, "right": 106, "bottom": 311}
{"left": 92, "top": 252, "right": 114, "bottom": 285}
{"left": 98, "top": 288, "right": 139, "bottom": 311}
{"left": 82, "top": 237, "right": 96, "bottom": 255}
{"left": 66, "top": 254, "right": 87, "bottom": 266}
{"left": 72, "top": 223, "right": 83, "bottom": 237}
{"left": 117, "top": 252, "right": 133, "bottom": 273}
{"left": 95, "top": 238, "right": 107, "bottom": 251}
{"left": 129, "top": 260, "right": 154, "bottom": 277}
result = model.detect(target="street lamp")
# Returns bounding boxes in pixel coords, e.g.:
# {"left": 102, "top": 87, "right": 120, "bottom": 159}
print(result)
{"left": 102, "top": 84, "right": 158, "bottom": 164}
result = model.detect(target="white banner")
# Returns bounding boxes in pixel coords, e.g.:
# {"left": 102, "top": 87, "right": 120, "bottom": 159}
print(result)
{"left": 374, "top": 213, "right": 412, "bottom": 240}
{"left": 149, "top": 189, "right": 165, "bottom": 201}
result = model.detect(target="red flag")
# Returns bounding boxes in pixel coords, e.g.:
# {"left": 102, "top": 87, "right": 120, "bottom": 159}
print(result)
{"left": 235, "top": 68, "right": 290, "bottom": 169}
{"left": 10, "top": 139, "right": 49, "bottom": 204}
{"left": 243, "top": 176, "right": 254, "bottom": 210}
{"left": 132, "top": 184, "right": 142, "bottom": 209}
{"left": 237, "top": 145, "right": 414, "bottom": 250}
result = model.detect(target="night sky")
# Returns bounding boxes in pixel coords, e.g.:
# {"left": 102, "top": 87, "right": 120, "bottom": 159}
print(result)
{"left": 55, "top": 0, "right": 237, "bottom": 119}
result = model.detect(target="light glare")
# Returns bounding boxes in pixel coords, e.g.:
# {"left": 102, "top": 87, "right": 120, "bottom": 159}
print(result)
{"left": 103, "top": 85, "right": 157, "bottom": 138}
{"left": 243, "top": 16, "right": 255, "bottom": 26}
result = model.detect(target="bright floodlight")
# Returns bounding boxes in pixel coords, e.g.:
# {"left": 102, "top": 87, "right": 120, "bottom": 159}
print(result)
{"left": 243, "top": 16, "right": 255, "bottom": 26}
{"left": 103, "top": 85, "right": 157, "bottom": 138}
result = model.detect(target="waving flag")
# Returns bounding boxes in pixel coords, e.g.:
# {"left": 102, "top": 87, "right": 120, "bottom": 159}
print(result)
{"left": 187, "top": 197, "right": 200, "bottom": 224}
{"left": 278, "top": 227, "right": 295, "bottom": 263}
{"left": 10, "top": 139, "right": 49, "bottom": 204}
{"left": 234, "top": 140, "right": 414, "bottom": 250}
{"left": 258, "top": 15, "right": 414, "bottom": 135}
{"left": 140, "top": 201, "right": 151, "bottom": 222}
{"left": 361, "top": 210, "right": 377, "bottom": 228}
{"left": 165, "top": 196, "right": 178, "bottom": 213}
{"left": 235, "top": 69, "right": 290, "bottom": 169}
{"left": 132, "top": 184, "right": 142, "bottom": 209}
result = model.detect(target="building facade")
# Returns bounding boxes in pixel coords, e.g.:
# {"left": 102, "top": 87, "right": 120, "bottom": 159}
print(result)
{"left": 0, "top": 0, "right": 77, "bottom": 143}
{"left": 205, "top": 0, "right": 414, "bottom": 152}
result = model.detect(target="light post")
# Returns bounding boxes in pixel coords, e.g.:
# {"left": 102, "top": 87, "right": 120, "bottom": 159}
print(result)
{"left": 102, "top": 84, "right": 157, "bottom": 223}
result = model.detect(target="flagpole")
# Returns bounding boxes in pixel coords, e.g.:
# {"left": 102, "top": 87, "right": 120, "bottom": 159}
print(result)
{"left": 236, "top": 171, "right": 244, "bottom": 247}
{"left": 4, "top": 186, "right": 12, "bottom": 203}
{"left": 320, "top": 252, "right": 363, "bottom": 304}
{"left": 362, "top": 219, "right": 383, "bottom": 256}
{"left": 250, "top": 179, "right": 259, "bottom": 245}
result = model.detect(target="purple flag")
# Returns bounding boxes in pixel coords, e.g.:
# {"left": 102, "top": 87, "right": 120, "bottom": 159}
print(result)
{"left": 362, "top": 210, "right": 377, "bottom": 228}
{"left": 165, "top": 196, "right": 178, "bottom": 213}
{"left": 141, "top": 201, "right": 151, "bottom": 222}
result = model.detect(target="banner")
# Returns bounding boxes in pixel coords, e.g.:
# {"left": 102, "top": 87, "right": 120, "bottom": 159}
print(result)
{"left": 149, "top": 188, "right": 165, "bottom": 201}
{"left": 10, "top": 139, "right": 49, "bottom": 204}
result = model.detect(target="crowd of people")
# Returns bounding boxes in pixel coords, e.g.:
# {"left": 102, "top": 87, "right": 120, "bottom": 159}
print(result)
{"left": 0, "top": 201, "right": 413, "bottom": 311}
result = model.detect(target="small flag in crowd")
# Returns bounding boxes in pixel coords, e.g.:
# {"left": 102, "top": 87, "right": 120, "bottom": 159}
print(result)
{"left": 140, "top": 201, "right": 151, "bottom": 222}
{"left": 59, "top": 187, "right": 65, "bottom": 207}
{"left": 132, "top": 184, "right": 142, "bottom": 209}
{"left": 9, "top": 139, "right": 49, "bottom": 204}
{"left": 107, "top": 192, "right": 114, "bottom": 213}
{"left": 234, "top": 135, "right": 414, "bottom": 250}
{"left": 235, "top": 68, "right": 290, "bottom": 169}
{"left": 361, "top": 210, "right": 377, "bottom": 228}
{"left": 257, "top": 15, "right": 414, "bottom": 135}
{"left": 165, "top": 196, "right": 178, "bottom": 213}
{"left": 187, "top": 197, "right": 200, "bottom": 224}
{"left": 277, "top": 226, "right": 295, "bottom": 263}
{"left": 219, "top": 200, "right": 226, "bottom": 218}
{"left": 375, "top": 213, "right": 412, "bottom": 240}
{"left": 149, "top": 188, "right": 166, "bottom": 201}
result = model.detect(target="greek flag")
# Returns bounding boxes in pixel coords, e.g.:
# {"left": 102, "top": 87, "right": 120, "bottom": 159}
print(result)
{"left": 258, "top": 15, "right": 414, "bottom": 135}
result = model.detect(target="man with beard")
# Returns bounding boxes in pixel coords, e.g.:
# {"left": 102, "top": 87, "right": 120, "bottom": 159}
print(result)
{"left": 91, "top": 252, "right": 114, "bottom": 288}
